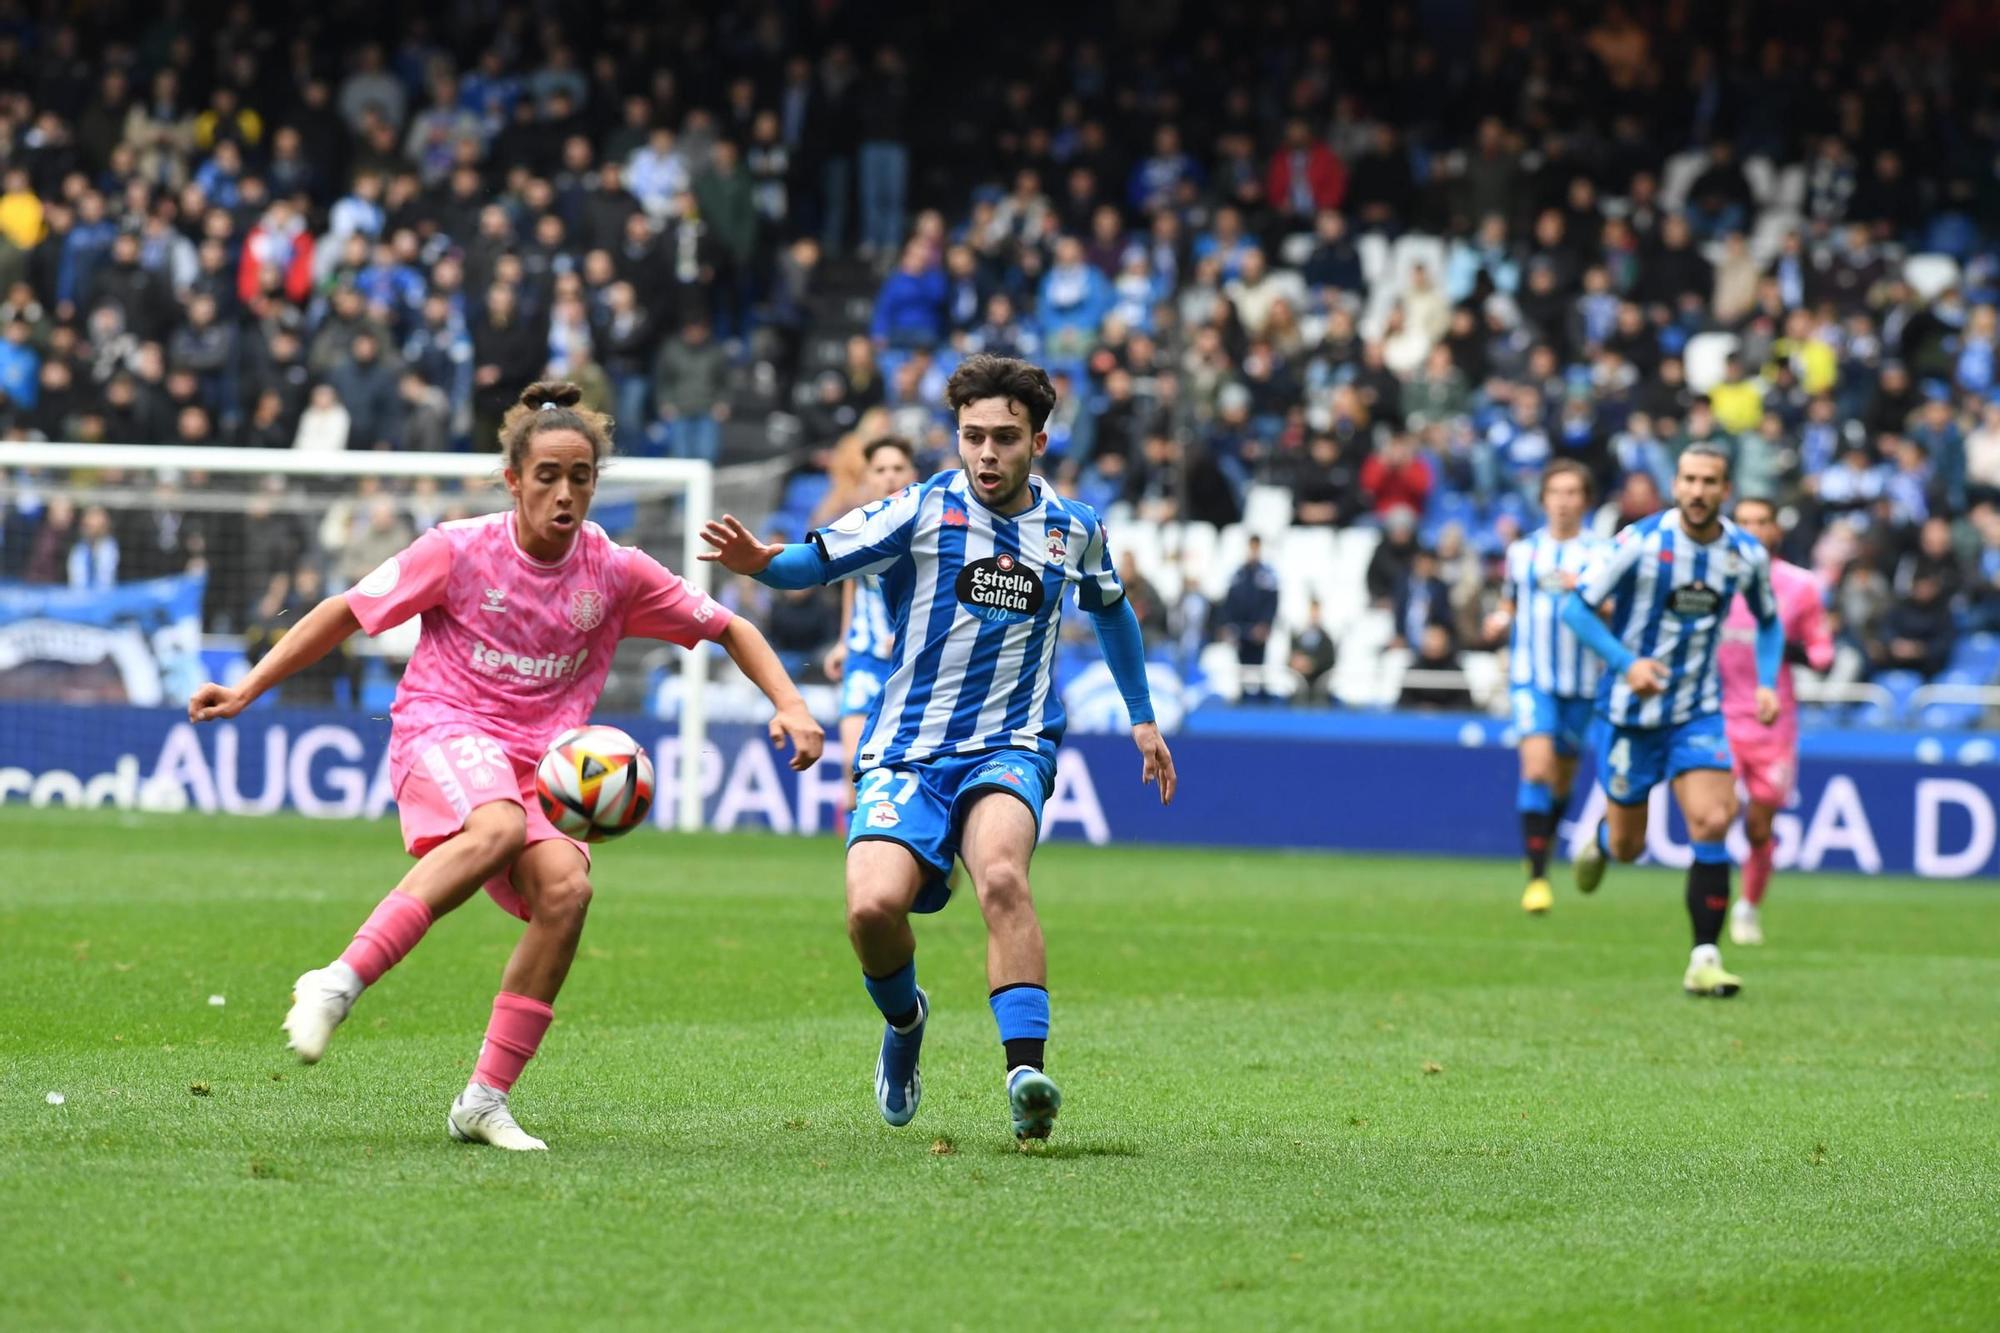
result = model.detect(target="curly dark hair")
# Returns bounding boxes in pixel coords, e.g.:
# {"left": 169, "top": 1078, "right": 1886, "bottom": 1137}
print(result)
{"left": 497, "top": 380, "right": 615, "bottom": 471}
{"left": 944, "top": 354, "right": 1057, "bottom": 433}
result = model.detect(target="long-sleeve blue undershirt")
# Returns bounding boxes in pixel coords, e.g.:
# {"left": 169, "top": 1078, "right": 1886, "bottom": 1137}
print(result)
{"left": 1088, "top": 595, "right": 1155, "bottom": 726}
{"left": 752, "top": 542, "right": 1156, "bottom": 724}
{"left": 750, "top": 543, "right": 829, "bottom": 590}
{"left": 1560, "top": 591, "right": 1784, "bottom": 690}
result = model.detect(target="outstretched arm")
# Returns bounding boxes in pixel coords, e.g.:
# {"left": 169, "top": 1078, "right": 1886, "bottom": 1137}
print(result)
{"left": 699, "top": 514, "right": 830, "bottom": 589}
{"left": 1089, "top": 597, "right": 1176, "bottom": 805}
{"left": 189, "top": 595, "right": 361, "bottom": 721}
{"left": 717, "top": 616, "right": 824, "bottom": 771}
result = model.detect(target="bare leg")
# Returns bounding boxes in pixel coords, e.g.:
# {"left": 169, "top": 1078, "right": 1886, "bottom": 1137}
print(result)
{"left": 396, "top": 801, "right": 527, "bottom": 915}
{"left": 959, "top": 793, "right": 1045, "bottom": 990}
{"left": 844, "top": 839, "right": 925, "bottom": 978}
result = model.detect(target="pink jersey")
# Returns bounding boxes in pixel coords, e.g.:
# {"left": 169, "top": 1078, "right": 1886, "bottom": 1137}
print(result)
{"left": 344, "top": 511, "right": 731, "bottom": 787}
{"left": 1717, "top": 556, "right": 1834, "bottom": 732}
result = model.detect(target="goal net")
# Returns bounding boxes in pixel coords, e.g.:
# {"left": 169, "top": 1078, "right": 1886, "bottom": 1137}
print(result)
{"left": 0, "top": 442, "right": 715, "bottom": 831}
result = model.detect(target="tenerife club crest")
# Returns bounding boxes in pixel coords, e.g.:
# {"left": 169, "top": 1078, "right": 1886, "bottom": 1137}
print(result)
{"left": 568, "top": 588, "right": 606, "bottom": 631}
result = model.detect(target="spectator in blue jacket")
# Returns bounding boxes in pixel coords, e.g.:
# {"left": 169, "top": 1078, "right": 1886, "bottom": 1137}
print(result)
{"left": 870, "top": 239, "right": 945, "bottom": 350}
{"left": 1128, "top": 123, "right": 1202, "bottom": 214}
{"left": 57, "top": 191, "right": 118, "bottom": 310}
{"left": 0, "top": 318, "right": 41, "bottom": 407}
{"left": 1038, "top": 235, "right": 1113, "bottom": 361}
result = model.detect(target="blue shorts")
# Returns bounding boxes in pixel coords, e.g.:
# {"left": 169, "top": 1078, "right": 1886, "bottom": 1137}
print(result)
{"left": 847, "top": 749, "right": 1057, "bottom": 914}
{"left": 1511, "top": 686, "right": 1595, "bottom": 757}
{"left": 1597, "top": 715, "right": 1734, "bottom": 806}
{"left": 839, "top": 652, "right": 892, "bottom": 719}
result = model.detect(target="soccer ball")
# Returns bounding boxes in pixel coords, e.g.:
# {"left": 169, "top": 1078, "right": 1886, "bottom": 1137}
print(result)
{"left": 535, "top": 725, "right": 655, "bottom": 842}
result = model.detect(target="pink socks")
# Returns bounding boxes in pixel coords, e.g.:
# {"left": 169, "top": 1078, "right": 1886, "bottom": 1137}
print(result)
{"left": 1743, "top": 839, "right": 1774, "bottom": 906}
{"left": 337, "top": 892, "right": 435, "bottom": 986}
{"left": 473, "top": 992, "right": 555, "bottom": 1093}
{"left": 334, "top": 897, "right": 555, "bottom": 1095}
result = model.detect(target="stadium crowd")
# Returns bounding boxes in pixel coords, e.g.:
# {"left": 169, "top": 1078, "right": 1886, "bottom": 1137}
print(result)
{"left": 0, "top": 3, "right": 1996, "bottom": 713}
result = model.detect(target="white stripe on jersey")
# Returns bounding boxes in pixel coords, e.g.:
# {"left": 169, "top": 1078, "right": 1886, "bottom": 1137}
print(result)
{"left": 1507, "top": 528, "right": 1607, "bottom": 698}
{"left": 819, "top": 472, "right": 1123, "bottom": 770}
{"left": 845, "top": 575, "right": 895, "bottom": 657}
{"left": 1577, "top": 510, "right": 1774, "bottom": 728}
{"left": 908, "top": 519, "right": 994, "bottom": 755}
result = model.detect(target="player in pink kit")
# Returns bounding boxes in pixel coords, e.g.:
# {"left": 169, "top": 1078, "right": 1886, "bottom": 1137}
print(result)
{"left": 1716, "top": 498, "right": 1835, "bottom": 946}
{"left": 187, "top": 381, "right": 822, "bottom": 1150}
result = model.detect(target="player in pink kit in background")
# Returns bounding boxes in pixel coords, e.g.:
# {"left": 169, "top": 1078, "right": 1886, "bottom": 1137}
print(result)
{"left": 187, "top": 380, "right": 822, "bottom": 1150}
{"left": 1716, "top": 497, "right": 1835, "bottom": 946}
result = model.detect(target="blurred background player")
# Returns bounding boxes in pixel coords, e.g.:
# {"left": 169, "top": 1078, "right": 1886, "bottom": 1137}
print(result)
{"left": 822, "top": 436, "right": 918, "bottom": 802}
{"left": 1561, "top": 446, "right": 1782, "bottom": 998}
{"left": 701, "top": 354, "right": 1176, "bottom": 1143}
{"left": 187, "top": 381, "right": 820, "bottom": 1150}
{"left": 1718, "top": 498, "right": 1836, "bottom": 946}
{"left": 1490, "top": 460, "right": 1607, "bottom": 914}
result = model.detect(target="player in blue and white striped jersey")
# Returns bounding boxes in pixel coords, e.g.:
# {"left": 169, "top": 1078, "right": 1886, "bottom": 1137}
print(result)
{"left": 701, "top": 355, "right": 1176, "bottom": 1144}
{"left": 1491, "top": 460, "right": 1608, "bottom": 915}
{"left": 823, "top": 435, "right": 918, "bottom": 806}
{"left": 1559, "top": 445, "right": 1783, "bottom": 999}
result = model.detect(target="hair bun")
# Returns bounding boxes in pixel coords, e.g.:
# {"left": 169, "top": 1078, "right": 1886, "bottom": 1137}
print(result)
{"left": 518, "top": 380, "right": 583, "bottom": 410}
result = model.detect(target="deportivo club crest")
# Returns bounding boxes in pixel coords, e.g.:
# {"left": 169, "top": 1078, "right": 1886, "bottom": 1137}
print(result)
{"left": 568, "top": 589, "right": 606, "bottom": 631}
{"left": 1046, "top": 526, "right": 1069, "bottom": 564}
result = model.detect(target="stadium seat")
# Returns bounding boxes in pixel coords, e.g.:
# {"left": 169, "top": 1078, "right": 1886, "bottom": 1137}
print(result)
{"left": 1948, "top": 633, "right": 2000, "bottom": 683}
{"left": 1242, "top": 484, "right": 1294, "bottom": 537}
{"left": 1682, "top": 331, "right": 1740, "bottom": 393}
{"left": 1198, "top": 641, "right": 1242, "bottom": 702}
{"left": 1859, "top": 669, "right": 1925, "bottom": 727}
{"left": 1904, "top": 253, "right": 1961, "bottom": 301}
{"left": 1331, "top": 609, "right": 1396, "bottom": 707}
{"left": 1918, "top": 701, "right": 1985, "bottom": 730}
{"left": 1356, "top": 233, "right": 1392, "bottom": 293}
{"left": 1458, "top": 651, "right": 1504, "bottom": 710}
{"left": 781, "top": 472, "right": 832, "bottom": 520}
{"left": 1658, "top": 148, "right": 1709, "bottom": 209}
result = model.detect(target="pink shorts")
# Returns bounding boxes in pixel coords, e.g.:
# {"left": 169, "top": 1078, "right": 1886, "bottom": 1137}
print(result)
{"left": 1729, "top": 727, "right": 1798, "bottom": 810}
{"left": 395, "top": 730, "right": 589, "bottom": 921}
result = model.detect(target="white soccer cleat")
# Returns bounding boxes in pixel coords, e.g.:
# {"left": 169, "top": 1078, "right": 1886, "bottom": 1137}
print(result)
{"left": 282, "top": 963, "right": 361, "bottom": 1063}
{"left": 448, "top": 1083, "right": 548, "bottom": 1151}
{"left": 1730, "top": 901, "right": 1764, "bottom": 947}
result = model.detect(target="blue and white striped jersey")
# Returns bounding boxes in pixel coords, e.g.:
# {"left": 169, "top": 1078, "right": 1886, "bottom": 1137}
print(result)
{"left": 813, "top": 470, "right": 1123, "bottom": 769}
{"left": 1507, "top": 527, "right": 1609, "bottom": 699}
{"left": 844, "top": 574, "right": 895, "bottom": 658}
{"left": 1576, "top": 510, "right": 1775, "bottom": 728}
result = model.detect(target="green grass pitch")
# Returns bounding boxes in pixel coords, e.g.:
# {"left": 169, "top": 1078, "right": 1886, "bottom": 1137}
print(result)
{"left": 2, "top": 808, "right": 1996, "bottom": 1330}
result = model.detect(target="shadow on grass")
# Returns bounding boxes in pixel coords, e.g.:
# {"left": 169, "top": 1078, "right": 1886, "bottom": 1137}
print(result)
{"left": 987, "top": 1138, "right": 1144, "bottom": 1160}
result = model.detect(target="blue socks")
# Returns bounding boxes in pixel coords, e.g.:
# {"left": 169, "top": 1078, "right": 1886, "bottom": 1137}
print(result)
{"left": 990, "top": 982, "right": 1049, "bottom": 1072}
{"left": 863, "top": 960, "right": 922, "bottom": 1031}
{"left": 1517, "top": 779, "right": 1554, "bottom": 814}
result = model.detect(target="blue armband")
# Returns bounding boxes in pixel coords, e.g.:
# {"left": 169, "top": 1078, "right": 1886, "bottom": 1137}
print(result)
{"left": 751, "top": 543, "right": 829, "bottom": 590}
{"left": 1560, "top": 592, "right": 1637, "bottom": 675}
{"left": 1089, "top": 597, "right": 1156, "bottom": 727}
{"left": 1755, "top": 613, "right": 1783, "bottom": 691}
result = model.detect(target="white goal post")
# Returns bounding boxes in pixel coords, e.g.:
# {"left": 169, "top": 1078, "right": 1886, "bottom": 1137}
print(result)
{"left": 0, "top": 442, "right": 716, "bottom": 832}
